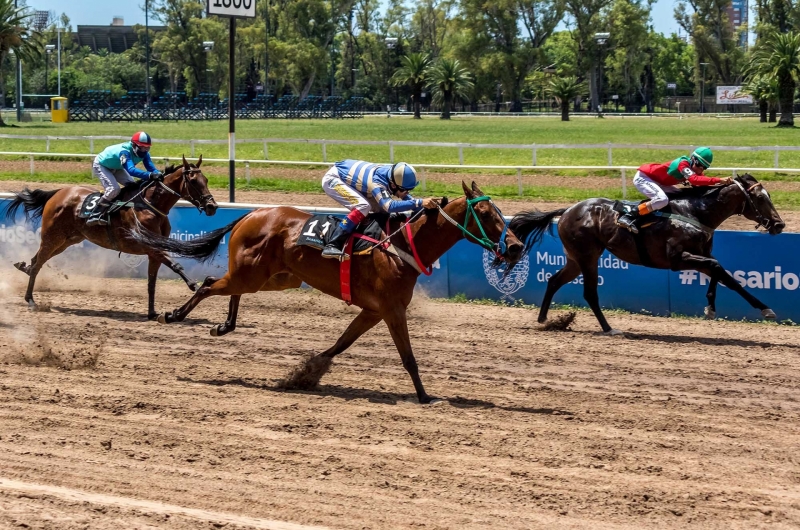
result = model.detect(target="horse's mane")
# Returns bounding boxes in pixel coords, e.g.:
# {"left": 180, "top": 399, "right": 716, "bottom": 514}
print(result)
{"left": 164, "top": 163, "right": 180, "bottom": 174}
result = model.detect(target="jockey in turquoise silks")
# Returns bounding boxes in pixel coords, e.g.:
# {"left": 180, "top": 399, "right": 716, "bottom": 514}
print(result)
{"left": 321, "top": 159, "right": 438, "bottom": 259}
{"left": 87, "top": 131, "right": 163, "bottom": 227}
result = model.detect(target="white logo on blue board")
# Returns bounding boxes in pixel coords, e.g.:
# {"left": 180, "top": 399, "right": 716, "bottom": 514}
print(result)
{"left": 482, "top": 249, "right": 529, "bottom": 301}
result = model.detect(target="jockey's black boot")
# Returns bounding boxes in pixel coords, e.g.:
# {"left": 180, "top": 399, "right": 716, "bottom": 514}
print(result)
{"left": 86, "top": 198, "right": 112, "bottom": 227}
{"left": 321, "top": 222, "right": 353, "bottom": 260}
{"left": 616, "top": 210, "right": 640, "bottom": 234}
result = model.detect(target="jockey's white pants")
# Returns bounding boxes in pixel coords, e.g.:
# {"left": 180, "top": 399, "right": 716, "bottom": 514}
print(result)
{"left": 93, "top": 156, "right": 134, "bottom": 201}
{"left": 632, "top": 171, "right": 680, "bottom": 211}
{"left": 321, "top": 166, "right": 372, "bottom": 216}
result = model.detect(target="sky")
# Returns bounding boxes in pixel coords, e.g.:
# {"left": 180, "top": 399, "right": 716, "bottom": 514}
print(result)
{"left": 28, "top": 0, "right": 683, "bottom": 36}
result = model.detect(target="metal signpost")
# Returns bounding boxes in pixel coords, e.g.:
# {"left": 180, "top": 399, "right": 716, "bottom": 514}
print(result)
{"left": 207, "top": 0, "right": 257, "bottom": 202}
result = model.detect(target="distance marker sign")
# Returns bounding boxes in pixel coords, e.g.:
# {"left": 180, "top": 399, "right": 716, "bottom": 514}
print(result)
{"left": 207, "top": 0, "right": 256, "bottom": 19}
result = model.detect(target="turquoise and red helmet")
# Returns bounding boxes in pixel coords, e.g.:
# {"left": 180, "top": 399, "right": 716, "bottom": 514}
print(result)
{"left": 390, "top": 162, "right": 418, "bottom": 191}
{"left": 131, "top": 131, "right": 152, "bottom": 156}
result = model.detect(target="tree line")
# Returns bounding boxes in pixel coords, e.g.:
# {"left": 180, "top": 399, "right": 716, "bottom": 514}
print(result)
{"left": 0, "top": 0, "right": 798, "bottom": 125}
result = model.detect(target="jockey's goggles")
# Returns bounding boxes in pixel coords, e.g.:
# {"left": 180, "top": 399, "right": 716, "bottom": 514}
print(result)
{"left": 134, "top": 144, "right": 151, "bottom": 153}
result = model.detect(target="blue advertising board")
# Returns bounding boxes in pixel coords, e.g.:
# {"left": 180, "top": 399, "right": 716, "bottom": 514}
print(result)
{"left": 0, "top": 198, "right": 797, "bottom": 322}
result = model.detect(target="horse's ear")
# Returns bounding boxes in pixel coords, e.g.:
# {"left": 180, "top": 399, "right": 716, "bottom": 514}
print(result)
{"left": 461, "top": 181, "right": 474, "bottom": 198}
{"left": 197, "top": 154, "right": 203, "bottom": 167}
{"left": 182, "top": 155, "right": 190, "bottom": 169}
{"left": 471, "top": 181, "right": 486, "bottom": 196}
{"left": 440, "top": 196, "right": 449, "bottom": 208}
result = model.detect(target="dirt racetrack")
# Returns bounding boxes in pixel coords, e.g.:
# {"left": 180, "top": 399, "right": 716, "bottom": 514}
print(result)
{"left": 1, "top": 273, "right": 799, "bottom": 529}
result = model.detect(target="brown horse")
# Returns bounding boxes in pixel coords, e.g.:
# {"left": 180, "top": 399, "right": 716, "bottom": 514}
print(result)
{"left": 130, "top": 182, "right": 523, "bottom": 403}
{"left": 4, "top": 155, "right": 218, "bottom": 319}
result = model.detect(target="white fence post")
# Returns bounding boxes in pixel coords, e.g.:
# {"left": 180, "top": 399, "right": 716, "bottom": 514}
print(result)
{"left": 322, "top": 141, "right": 327, "bottom": 163}
{"left": 29, "top": 155, "right": 34, "bottom": 176}
{"left": 46, "top": 138, "right": 50, "bottom": 152}
{"left": 263, "top": 141, "right": 268, "bottom": 160}
{"left": 245, "top": 161, "right": 250, "bottom": 184}
{"left": 775, "top": 147, "right": 779, "bottom": 168}
{"left": 190, "top": 140, "right": 195, "bottom": 157}
{"left": 532, "top": 144, "right": 537, "bottom": 166}
{"left": 517, "top": 168, "right": 523, "bottom": 196}
{"left": 607, "top": 142, "right": 613, "bottom": 166}
{"left": 458, "top": 146, "right": 464, "bottom": 165}
{"left": 389, "top": 141, "right": 394, "bottom": 163}
{"left": 89, "top": 138, "right": 94, "bottom": 154}
{"left": 421, "top": 168, "right": 427, "bottom": 191}
{"left": 621, "top": 168, "right": 627, "bottom": 199}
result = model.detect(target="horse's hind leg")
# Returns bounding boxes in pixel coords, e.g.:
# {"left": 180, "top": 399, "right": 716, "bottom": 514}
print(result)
{"left": 705, "top": 278, "right": 719, "bottom": 319}
{"left": 23, "top": 239, "right": 76, "bottom": 309}
{"left": 210, "top": 295, "right": 241, "bottom": 336}
{"left": 579, "top": 260, "right": 620, "bottom": 335}
{"left": 538, "top": 259, "right": 581, "bottom": 323}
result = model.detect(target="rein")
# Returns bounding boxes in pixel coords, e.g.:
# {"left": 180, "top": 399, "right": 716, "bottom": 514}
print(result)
{"left": 733, "top": 177, "right": 773, "bottom": 231}
{"left": 139, "top": 167, "right": 211, "bottom": 216}
{"left": 436, "top": 196, "right": 508, "bottom": 255}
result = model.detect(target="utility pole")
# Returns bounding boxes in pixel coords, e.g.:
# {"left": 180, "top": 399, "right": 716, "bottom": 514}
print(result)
{"left": 57, "top": 28, "right": 62, "bottom": 96}
{"left": 14, "top": 0, "right": 22, "bottom": 122}
{"left": 699, "top": 62, "right": 709, "bottom": 114}
{"left": 145, "top": 0, "right": 151, "bottom": 109}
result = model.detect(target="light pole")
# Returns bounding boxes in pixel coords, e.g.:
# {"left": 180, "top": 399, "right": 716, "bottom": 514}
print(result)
{"left": 203, "top": 41, "right": 214, "bottom": 96}
{"left": 44, "top": 44, "right": 55, "bottom": 93}
{"left": 145, "top": 0, "right": 151, "bottom": 107}
{"left": 14, "top": 0, "right": 22, "bottom": 122}
{"left": 593, "top": 32, "right": 610, "bottom": 113}
{"left": 384, "top": 37, "right": 397, "bottom": 111}
{"left": 699, "top": 62, "right": 709, "bottom": 114}
{"left": 56, "top": 28, "right": 62, "bottom": 96}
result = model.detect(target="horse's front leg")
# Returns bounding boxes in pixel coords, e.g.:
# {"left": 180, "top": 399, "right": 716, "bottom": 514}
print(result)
{"left": 146, "top": 256, "right": 161, "bottom": 320}
{"left": 675, "top": 252, "right": 775, "bottom": 319}
{"left": 705, "top": 278, "right": 719, "bottom": 319}
{"left": 382, "top": 305, "right": 438, "bottom": 404}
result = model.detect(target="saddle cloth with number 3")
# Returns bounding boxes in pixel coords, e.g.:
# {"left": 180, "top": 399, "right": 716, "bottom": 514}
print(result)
{"left": 295, "top": 214, "right": 387, "bottom": 255}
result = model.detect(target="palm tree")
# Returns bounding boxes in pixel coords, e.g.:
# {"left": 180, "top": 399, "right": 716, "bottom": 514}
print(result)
{"left": 0, "top": 0, "right": 40, "bottom": 127}
{"left": 391, "top": 53, "right": 432, "bottom": 119}
{"left": 548, "top": 76, "right": 585, "bottom": 122}
{"left": 745, "top": 75, "right": 778, "bottom": 123}
{"left": 428, "top": 58, "right": 473, "bottom": 120}
{"left": 749, "top": 31, "right": 800, "bottom": 127}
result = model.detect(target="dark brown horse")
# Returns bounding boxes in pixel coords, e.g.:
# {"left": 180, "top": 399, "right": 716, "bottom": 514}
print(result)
{"left": 4, "top": 155, "right": 218, "bottom": 319}
{"left": 509, "top": 173, "right": 785, "bottom": 334}
{"left": 130, "top": 182, "right": 523, "bottom": 403}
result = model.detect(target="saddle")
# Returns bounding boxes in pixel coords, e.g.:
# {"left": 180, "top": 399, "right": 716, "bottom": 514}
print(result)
{"left": 295, "top": 214, "right": 391, "bottom": 255}
{"left": 611, "top": 200, "right": 710, "bottom": 233}
{"left": 78, "top": 181, "right": 160, "bottom": 220}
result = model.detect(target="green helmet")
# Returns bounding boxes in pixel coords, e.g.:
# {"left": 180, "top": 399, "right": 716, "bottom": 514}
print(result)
{"left": 691, "top": 147, "right": 713, "bottom": 169}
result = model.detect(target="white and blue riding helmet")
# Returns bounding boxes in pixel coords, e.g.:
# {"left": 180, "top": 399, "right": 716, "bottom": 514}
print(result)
{"left": 390, "top": 162, "right": 418, "bottom": 191}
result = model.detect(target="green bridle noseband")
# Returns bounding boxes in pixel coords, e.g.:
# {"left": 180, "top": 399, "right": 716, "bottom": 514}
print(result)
{"left": 439, "top": 195, "right": 509, "bottom": 254}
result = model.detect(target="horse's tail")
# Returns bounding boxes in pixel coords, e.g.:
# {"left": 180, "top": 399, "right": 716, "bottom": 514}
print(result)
{"left": 509, "top": 208, "right": 567, "bottom": 256}
{"left": 3, "top": 188, "right": 60, "bottom": 223}
{"left": 128, "top": 214, "right": 249, "bottom": 263}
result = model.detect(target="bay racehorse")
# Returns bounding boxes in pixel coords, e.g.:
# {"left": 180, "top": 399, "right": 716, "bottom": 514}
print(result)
{"left": 130, "top": 182, "right": 523, "bottom": 403}
{"left": 509, "top": 173, "right": 784, "bottom": 334}
{"left": 3, "top": 155, "right": 218, "bottom": 319}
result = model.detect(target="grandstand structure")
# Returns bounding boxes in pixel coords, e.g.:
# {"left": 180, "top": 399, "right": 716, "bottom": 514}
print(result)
{"left": 68, "top": 92, "right": 366, "bottom": 121}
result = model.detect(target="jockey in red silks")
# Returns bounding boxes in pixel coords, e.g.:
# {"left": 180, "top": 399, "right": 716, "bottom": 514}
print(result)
{"left": 617, "top": 147, "right": 732, "bottom": 234}
{"left": 321, "top": 159, "right": 438, "bottom": 259}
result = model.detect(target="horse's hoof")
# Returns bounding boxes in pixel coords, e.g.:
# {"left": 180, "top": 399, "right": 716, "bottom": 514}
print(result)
{"left": 147, "top": 312, "right": 158, "bottom": 321}
{"left": 210, "top": 324, "right": 222, "bottom": 337}
{"left": 605, "top": 329, "right": 624, "bottom": 336}
{"left": 14, "top": 262, "right": 29, "bottom": 275}
{"left": 762, "top": 308, "right": 776, "bottom": 320}
{"left": 157, "top": 313, "right": 169, "bottom": 325}
{"left": 188, "top": 282, "right": 198, "bottom": 292}
{"left": 419, "top": 396, "right": 444, "bottom": 405}
{"left": 704, "top": 306, "right": 716, "bottom": 320}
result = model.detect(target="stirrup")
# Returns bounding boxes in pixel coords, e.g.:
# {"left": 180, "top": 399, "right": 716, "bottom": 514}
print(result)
{"left": 321, "top": 246, "right": 350, "bottom": 261}
{"left": 617, "top": 216, "right": 639, "bottom": 234}
{"left": 86, "top": 215, "right": 109, "bottom": 227}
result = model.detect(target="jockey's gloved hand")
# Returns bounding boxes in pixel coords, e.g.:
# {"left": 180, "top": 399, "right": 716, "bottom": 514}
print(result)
{"left": 149, "top": 171, "right": 164, "bottom": 181}
{"left": 421, "top": 197, "right": 439, "bottom": 209}
{"left": 721, "top": 177, "right": 733, "bottom": 185}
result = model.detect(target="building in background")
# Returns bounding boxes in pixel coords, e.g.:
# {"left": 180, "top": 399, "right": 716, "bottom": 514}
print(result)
{"left": 73, "top": 17, "right": 164, "bottom": 54}
{"left": 727, "top": 0, "right": 748, "bottom": 47}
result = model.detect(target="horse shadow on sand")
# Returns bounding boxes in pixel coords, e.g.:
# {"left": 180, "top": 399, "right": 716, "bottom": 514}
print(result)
{"left": 177, "top": 375, "right": 575, "bottom": 413}
{"left": 621, "top": 331, "right": 800, "bottom": 350}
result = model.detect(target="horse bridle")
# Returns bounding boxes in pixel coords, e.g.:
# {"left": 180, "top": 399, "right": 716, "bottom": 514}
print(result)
{"left": 733, "top": 176, "right": 773, "bottom": 231}
{"left": 436, "top": 196, "right": 509, "bottom": 256}
{"left": 147, "top": 167, "right": 213, "bottom": 214}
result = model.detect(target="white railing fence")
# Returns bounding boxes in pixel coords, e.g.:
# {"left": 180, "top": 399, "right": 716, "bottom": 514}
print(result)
{"left": 1, "top": 134, "right": 800, "bottom": 169}
{"left": 1, "top": 150, "right": 798, "bottom": 199}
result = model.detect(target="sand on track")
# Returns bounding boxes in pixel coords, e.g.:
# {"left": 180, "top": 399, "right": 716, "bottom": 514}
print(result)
{"left": 1, "top": 272, "right": 799, "bottom": 530}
